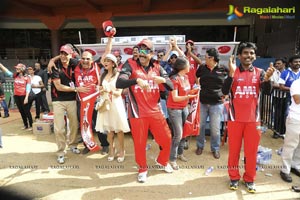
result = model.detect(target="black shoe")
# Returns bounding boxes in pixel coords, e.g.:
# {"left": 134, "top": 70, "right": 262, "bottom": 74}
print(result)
{"left": 212, "top": 151, "right": 220, "bottom": 159}
{"left": 195, "top": 147, "right": 203, "bottom": 155}
{"left": 272, "top": 132, "right": 280, "bottom": 139}
{"left": 244, "top": 182, "right": 256, "bottom": 193}
{"left": 291, "top": 168, "right": 300, "bottom": 177}
{"left": 3, "top": 113, "right": 9, "bottom": 118}
{"left": 292, "top": 186, "right": 300, "bottom": 192}
{"left": 183, "top": 140, "right": 189, "bottom": 150}
{"left": 101, "top": 146, "right": 109, "bottom": 155}
{"left": 81, "top": 147, "right": 90, "bottom": 155}
{"left": 229, "top": 180, "right": 239, "bottom": 190}
{"left": 280, "top": 171, "right": 292, "bottom": 182}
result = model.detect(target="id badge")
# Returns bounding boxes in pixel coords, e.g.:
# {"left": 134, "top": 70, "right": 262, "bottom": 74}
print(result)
{"left": 69, "top": 81, "right": 75, "bottom": 88}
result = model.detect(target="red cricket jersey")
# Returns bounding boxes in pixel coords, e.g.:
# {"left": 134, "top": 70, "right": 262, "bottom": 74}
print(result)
{"left": 74, "top": 62, "right": 100, "bottom": 99}
{"left": 167, "top": 74, "right": 190, "bottom": 109}
{"left": 13, "top": 74, "right": 31, "bottom": 96}
{"left": 186, "top": 56, "right": 198, "bottom": 88}
{"left": 228, "top": 66, "right": 264, "bottom": 122}
{"left": 126, "top": 59, "right": 162, "bottom": 118}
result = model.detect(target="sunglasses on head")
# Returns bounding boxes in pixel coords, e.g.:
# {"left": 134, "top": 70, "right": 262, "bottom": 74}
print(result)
{"left": 139, "top": 49, "right": 150, "bottom": 55}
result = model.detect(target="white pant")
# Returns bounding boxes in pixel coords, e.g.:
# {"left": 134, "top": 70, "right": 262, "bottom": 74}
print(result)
{"left": 281, "top": 116, "right": 300, "bottom": 174}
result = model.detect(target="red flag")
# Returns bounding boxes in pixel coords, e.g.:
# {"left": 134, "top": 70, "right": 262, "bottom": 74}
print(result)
{"left": 80, "top": 91, "right": 101, "bottom": 152}
{"left": 183, "top": 94, "right": 200, "bottom": 138}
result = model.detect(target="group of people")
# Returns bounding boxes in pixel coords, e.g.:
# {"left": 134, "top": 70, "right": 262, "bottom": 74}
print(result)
{"left": 1, "top": 28, "right": 300, "bottom": 193}
{"left": 0, "top": 62, "right": 50, "bottom": 130}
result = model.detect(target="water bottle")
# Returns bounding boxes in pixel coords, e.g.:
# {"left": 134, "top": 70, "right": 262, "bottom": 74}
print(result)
{"left": 205, "top": 166, "right": 214, "bottom": 176}
{"left": 146, "top": 143, "right": 151, "bottom": 151}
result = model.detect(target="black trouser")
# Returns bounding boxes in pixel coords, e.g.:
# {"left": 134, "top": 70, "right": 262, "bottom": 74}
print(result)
{"left": 28, "top": 92, "right": 42, "bottom": 118}
{"left": 14, "top": 95, "right": 33, "bottom": 128}
{"left": 273, "top": 96, "right": 287, "bottom": 135}
{"left": 40, "top": 90, "right": 50, "bottom": 113}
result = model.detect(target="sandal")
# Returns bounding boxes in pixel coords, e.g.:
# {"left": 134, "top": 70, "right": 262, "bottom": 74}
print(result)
{"left": 117, "top": 151, "right": 125, "bottom": 163}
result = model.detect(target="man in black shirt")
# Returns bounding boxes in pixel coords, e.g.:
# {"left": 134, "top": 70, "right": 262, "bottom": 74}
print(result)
{"left": 50, "top": 45, "right": 89, "bottom": 164}
{"left": 195, "top": 48, "right": 229, "bottom": 159}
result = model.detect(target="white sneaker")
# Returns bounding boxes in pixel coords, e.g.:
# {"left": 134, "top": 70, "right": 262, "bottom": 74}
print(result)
{"left": 155, "top": 159, "right": 174, "bottom": 173}
{"left": 70, "top": 147, "right": 81, "bottom": 154}
{"left": 57, "top": 156, "right": 65, "bottom": 164}
{"left": 137, "top": 171, "right": 147, "bottom": 183}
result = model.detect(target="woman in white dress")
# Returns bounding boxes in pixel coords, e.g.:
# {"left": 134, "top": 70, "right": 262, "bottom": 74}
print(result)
{"left": 95, "top": 54, "right": 130, "bottom": 162}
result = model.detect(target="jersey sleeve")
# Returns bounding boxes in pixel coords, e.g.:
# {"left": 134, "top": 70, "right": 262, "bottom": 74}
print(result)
{"left": 115, "top": 60, "right": 137, "bottom": 88}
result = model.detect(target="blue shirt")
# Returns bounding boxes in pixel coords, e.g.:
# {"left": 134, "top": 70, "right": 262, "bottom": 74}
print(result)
{"left": 279, "top": 68, "right": 300, "bottom": 87}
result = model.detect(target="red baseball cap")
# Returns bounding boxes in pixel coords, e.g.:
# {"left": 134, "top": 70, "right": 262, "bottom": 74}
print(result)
{"left": 14, "top": 63, "right": 26, "bottom": 71}
{"left": 186, "top": 40, "right": 194, "bottom": 45}
{"left": 102, "top": 20, "right": 116, "bottom": 37}
{"left": 60, "top": 45, "right": 73, "bottom": 55}
{"left": 138, "top": 38, "right": 153, "bottom": 50}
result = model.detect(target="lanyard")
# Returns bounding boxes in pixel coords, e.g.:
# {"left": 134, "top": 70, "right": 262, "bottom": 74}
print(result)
{"left": 62, "top": 67, "right": 73, "bottom": 81}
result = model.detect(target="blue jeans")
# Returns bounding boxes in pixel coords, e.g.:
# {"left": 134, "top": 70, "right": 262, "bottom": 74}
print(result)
{"left": 1, "top": 100, "right": 9, "bottom": 115}
{"left": 196, "top": 103, "right": 222, "bottom": 152}
{"left": 168, "top": 107, "right": 188, "bottom": 162}
{"left": 0, "top": 128, "right": 2, "bottom": 147}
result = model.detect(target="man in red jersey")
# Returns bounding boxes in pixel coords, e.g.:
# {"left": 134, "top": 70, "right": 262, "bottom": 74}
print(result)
{"left": 74, "top": 51, "right": 101, "bottom": 152}
{"left": 222, "top": 42, "right": 275, "bottom": 193}
{"left": 116, "top": 38, "right": 174, "bottom": 183}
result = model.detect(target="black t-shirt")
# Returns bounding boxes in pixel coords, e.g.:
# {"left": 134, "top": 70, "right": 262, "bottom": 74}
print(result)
{"left": 196, "top": 64, "right": 229, "bottom": 105}
{"left": 51, "top": 58, "right": 79, "bottom": 101}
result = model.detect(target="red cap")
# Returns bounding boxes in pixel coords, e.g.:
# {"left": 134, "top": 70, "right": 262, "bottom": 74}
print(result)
{"left": 186, "top": 40, "right": 194, "bottom": 45}
{"left": 102, "top": 20, "right": 116, "bottom": 37}
{"left": 14, "top": 63, "right": 26, "bottom": 71}
{"left": 60, "top": 45, "right": 73, "bottom": 55}
{"left": 85, "top": 49, "right": 97, "bottom": 56}
{"left": 137, "top": 38, "right": 153, "bottom": 50}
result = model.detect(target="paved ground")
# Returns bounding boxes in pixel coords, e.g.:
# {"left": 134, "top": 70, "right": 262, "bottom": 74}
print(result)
{"left": 0, "top": 109, "right": 299, "bottom": 200}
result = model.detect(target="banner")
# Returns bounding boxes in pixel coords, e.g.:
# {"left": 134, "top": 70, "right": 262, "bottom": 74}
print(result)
{"left": 182, "top": 91, "right": 200, "bottom": 138}
{"left": 75, "top": 41, "right": 240, "bottom": 66}
{"left": 80, "top": 92, "right": 100, "bottom": 152}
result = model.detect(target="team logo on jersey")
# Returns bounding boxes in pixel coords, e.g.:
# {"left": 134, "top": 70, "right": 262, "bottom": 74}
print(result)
{"left": 133, "top": 80, "right": 159, "bottom": 93}
{"left": 77, "top": 75, "right": 94, "bottom": 82}
{"left": 234, "top": 85, "right": 257, "bottom": 98}
{"left": 252, "top": 77, "right": 258, "bottom": 83}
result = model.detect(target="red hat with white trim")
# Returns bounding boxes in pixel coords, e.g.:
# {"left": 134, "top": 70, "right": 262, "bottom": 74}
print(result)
{"left": 102, "top": 20, "right": 116, "bottom": 37}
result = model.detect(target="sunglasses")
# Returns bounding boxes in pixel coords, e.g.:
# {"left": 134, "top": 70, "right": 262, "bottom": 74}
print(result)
{"left": 170, "top": 56, "right": 177, "bottom": 59}
{"left": 157, "top": 54, "right": 164, "bottom": 57}
{"left": 139, "top": 49, "right": 150, "bottom": 55}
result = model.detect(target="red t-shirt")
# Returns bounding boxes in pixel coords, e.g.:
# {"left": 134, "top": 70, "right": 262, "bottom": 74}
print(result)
{"left": 186, "top": 56, "right": 198, "bottom": 88}
{"left": 13, "top": 74, "right": 31, "bottom": 96}
{"left": 229, "top": 66, "right": 264, "bottom": 122}
{"left": 74, "top": 62, "right": 100, "bottom": 99}
{"left": 167, "top": 74, "right": 190, "bottom": 109}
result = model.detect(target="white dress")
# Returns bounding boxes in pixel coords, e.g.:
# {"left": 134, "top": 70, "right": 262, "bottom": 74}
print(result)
{"left": 95, "top": 73, "right": 130, "bottom": 133}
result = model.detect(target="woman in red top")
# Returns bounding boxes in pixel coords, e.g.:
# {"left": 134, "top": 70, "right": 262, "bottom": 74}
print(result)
{"left": 13, "top": 64, "right": 33, "bottom": 130}
{"left": 167, "top": 57, "right": 197, "bottom": 170}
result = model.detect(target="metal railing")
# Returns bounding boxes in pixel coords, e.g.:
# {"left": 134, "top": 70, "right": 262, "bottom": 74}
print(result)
{"left": 260, "top": 88, "right": 289, "bottom": 135}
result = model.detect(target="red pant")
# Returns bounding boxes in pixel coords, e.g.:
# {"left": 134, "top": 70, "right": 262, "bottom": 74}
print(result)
{"left": 130, "top": 114, "right": 171, "bottom": 173}
{"left": 227, "top": 121, "right": 261, "bottom": 182}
